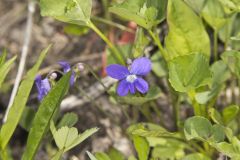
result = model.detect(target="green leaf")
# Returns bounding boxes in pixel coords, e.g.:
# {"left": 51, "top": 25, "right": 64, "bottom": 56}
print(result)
{"left": 40, "top": 0, "right": 92, "bottom": 26}
{"left": 109, "top": 0, "right": 167, "bottom": 29}
{"left": 184, "top": 116, "right": 226, "bottom": 143}
{"left": 210, "top": 124, "right": 225, "bottom": 142}
{"left": 127, "top": 123, "right": 178, "bottom": 138}
{"left": 87, "top": 151, "right": 99, "bottom": 160}
{"left": 208, "top": 108, "right": 224, "bottom": 125}
{"left": 0, "top": 49, "right": 7, "bottom": 66}
{"left": 0, "top": 55, "right": 16, "bottom": 89}
{"left": 195, "top": 61, "right": 230, "bottom": 104}
{"left": 201, "top": 0, "right": 228, "bottom": 30}
{"left": 95, "top": 152, "right": 111, "bottom": 160}
{"left": 110, "top": 86, "right": 162, "bottom": 105}
{"left": 64, "top": 24, "right": 90, "bottom": 35}
{"left": 214, "top": 141, "right": 240, "bottom": 159}
{"left": 150, "top": 139, "right": 185, "bottom": 159}
{"left": 0, "top": 46, "right": 50, "bottom": 150}
{"left": 182, "top": 153, "right": 211, "bottom": 160}
{"left": 221, "top": 50, "right": 240, "bottom": 78}
{"left": 56, "top": 127, "right": 98, "bottom": 152}
{"left": 57, "top": 112, "right": 78, "bottom": 128}
{"left": 22, "top": 72, "right": 71, "bottom": 160}
{"left": 184, "top": 0, "right": 206, "bottom": 14}
{"left": 184, "top": 116, "right": 212, "bottom": 141}
{"left": 107, "top": 148, "right": 125, "bottom": 160}
{"left": 222, "top": 105, "right": 239, "bottom": 125}
{"left": 165, "top": 0, "right": 210, "bottom": 60}
{"left": 133, "top": 136, "right": 149, "bottom": 160}
{"left": 19, "top": 107, "right": 36, "bottom": 131}
{"left": 133, "top": 28, "right": 149, "bottom": 58}
{"left": 151, "top": 52, "right": 167, "bottom": 77}
{"left": 168, "top": 54, "right": 212, "bottom": 92}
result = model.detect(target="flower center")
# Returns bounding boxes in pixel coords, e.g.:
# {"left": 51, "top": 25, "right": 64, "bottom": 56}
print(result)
{"left": 126, "top": 74, "right": 137, "bottom": 83}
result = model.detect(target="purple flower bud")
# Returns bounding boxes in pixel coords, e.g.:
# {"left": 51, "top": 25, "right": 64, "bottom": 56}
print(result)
{"left": 35, "top": 75, "right": 51, "bottom": 101}
{"left": 58, "top": 61, "right": 75, "bottom": 86}
{"left": 106, "top": 57, "right": 152, "bottom": 96}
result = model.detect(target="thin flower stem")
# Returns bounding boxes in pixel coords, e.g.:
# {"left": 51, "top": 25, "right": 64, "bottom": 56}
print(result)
{"left": 87, "top": 20, "right": 125, "bottom": 65}
{"left": 84, "top": 64, "right": 108, "bottom": 90}
{"left": 213, "top": 29, "right": 218, "bottom": 61}
{"left": 188, "top": 90, "right": 202, "bottom": 116}
{"left": 148, "top": 30, "right": 168, "bottom": 60}
{"left": 91, "top": 16, "right": 134, "bottom": 33}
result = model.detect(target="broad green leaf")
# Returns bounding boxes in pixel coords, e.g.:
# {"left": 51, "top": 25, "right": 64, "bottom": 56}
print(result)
{"left": 165, "top": 0, "right": 210, "bottom": 60}
{"left": 109, "top": 0, "right": 167, "bottom": 29}
{"left": 0, "top": 56, "right": 16, "bottom": 88}
{"left": 107, "top": 148, "right": 125, "bottom": 160}
{"left": 95, "top": 152, "right": 111, "bottom": 160}
{"left": 64, "top": 127, "right": 98, "bottom": 151}
{"left": 168, "top": 54, "right": 212, "bottom": 92}
{"left": 184, "top": 116, "right": 212, "bottom": 141}
{"left": 214, "top": 141, "right": 240, "bottom": 159}
{"left": 201, "top": 0, "right": 228, "bottom": 30}
{"left": 218, "top": 0, "right": 240, "bottom": 13}
{"left": 150, "top": 139, "right": 185, "bottom": 159}
{"left": 208, "top": 108, "right": 224, "bottom": 125}
{"left": 127, "top": 123, "right": 178, "bottom": 138}
{"left": 210, "top": 124, "right": 225, "bottom": 142}
{"left": 111, "top": 86, "right": 162, "bottom": 105}
{"left": 40, "top": 0, "right": 92, "bottom": 26}
{"left": 221, "top": 50, "right": 240, "bottom": 78}
{"left": 87, "top": 151, "right": 99, "bottom": 160}
{"left": 195, "top": 86, "right": 223, "bottom": 104}
{"left": 57, "top": 112, "right": 78, "bottom": 128}
{"left": 133, "top": 136, "right": 149, "bottom": 160}
{"left": 0, "top": 46, "right": 50, "bottom": 150}
{"left": 19, "top": 107, "right": 36, "bottom": 131}
{"left": 222, "top": 105, "right": 239, "bottom": 124}
{"left": 54, "top": 126, "right": 78, "bottom": 150}
{"left": 22, "top": 72, "right": 71, "bottom": 160}
{"left": 184, "top": 0, "right": 206, "bottom": 14}
{"left": 195, "top": 61, "right": 230, "bottom": 104}
{"left": 211, "top": 60, "right": 231, "bottom": 86}
{"left": 182, "top": 153, "right": 211, "bottom": 160}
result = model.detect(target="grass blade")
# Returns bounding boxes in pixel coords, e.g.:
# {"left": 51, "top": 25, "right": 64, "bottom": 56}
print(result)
{"left": 0, "top": 56, "right": 16, "bottom": 88}
{"left": 22, "top": 72, "right": 71, "bottom": 160}
{"left": 0, "top": 46, "right": 51, "bottom": 149}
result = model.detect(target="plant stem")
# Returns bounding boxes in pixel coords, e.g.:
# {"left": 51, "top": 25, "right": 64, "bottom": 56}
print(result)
{"left": 87, "top": 20, "right": 125, "bottom": 65}
{"left": 148, "top": 30, "right": 167, "bottom": 60}
{"left": 84, "top": 64, "right": 107, "bottom": 90}
{"left": 91, "top": 17, "right": 134, "bottom": 33}
{"left": 213, "top": 29, "right": 218, "bottom": 61}
{"left": 188, "top": 90, "right": 202, "bottom": 116}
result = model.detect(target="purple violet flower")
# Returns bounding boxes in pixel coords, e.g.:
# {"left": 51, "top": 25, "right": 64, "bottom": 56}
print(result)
{"left": 106, "top": 57, "right": 152, "bottom": 96}
{"left": 35, "top": 75, "right": 51, "bottom": 101}
{"left": 58, "top": 61, "right": 75, "bottom": 86}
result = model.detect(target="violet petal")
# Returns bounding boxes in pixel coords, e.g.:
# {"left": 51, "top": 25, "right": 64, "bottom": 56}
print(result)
{"left": 70, "top": 72, "right": 75, "bottom": 86}
{"left": 117, "top": 79, "right": 129, "bottom": 96}
{"left": 58, "top": 61, "right": 71, "bottom": 73}
{"left": 106, "top": 64, "right": 129, "bottom": 80}
{"left": 129, "top": 83, "right": 135, "bottom": 94}
{"left": 130, "top": 57, "right": 152, "bottom": 76}
{"left": 135, "top": 77, "right": 149, "bottom": 94}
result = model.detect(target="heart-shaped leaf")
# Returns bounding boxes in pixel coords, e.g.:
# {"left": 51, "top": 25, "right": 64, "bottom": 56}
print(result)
{"left": 168, "top": 54, "right": 212, "bottom": 92}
